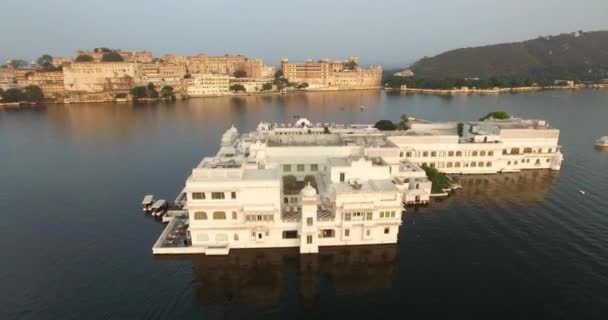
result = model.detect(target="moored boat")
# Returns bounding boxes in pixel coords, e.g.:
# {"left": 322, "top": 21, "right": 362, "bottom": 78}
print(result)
{"left": 595, "top": 136, "right": 608, "bottom": 147}
{"left": 142, "top": 195, "right": 154, "bottom": 212}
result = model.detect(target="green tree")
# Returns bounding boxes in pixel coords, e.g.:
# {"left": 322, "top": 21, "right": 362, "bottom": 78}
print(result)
{"left": 422, "top": 165, "right": 452, "bottom": 193}
{"left": 282, "top": 175, "right": 299, "bottom": 194}
{"left": 297, "top": 82, "right": 309, "bottom": 89}
{"left": 0, "top": 88, "right": 24, "bottom": 102}
{"left": 274, "top": 69, "right": 283, "bottom": 78}
{"left": 374, "top": 120, "right": 397, "bottom": 131}
{"left": 24, "top": 85, "right": 44, "bottom": 102}
{"left": 8, "top": 59, "right": 28, "bottom": 69}
{"left": 130, "top": 86, "right": 148, "bottom": 100}
{"left": 261, "top": 82, "right": 273, "bottom": 91}
{"left": 147, "top": 82, "right": 159, "bottom": 99}
{"left": 344, "top": 60, "right": 358, "bottom": 70}
{"left": 230, "top": 84, "right": 246, "bottom": 92}
{"left": 36, "top": 54, "right": 55, "bottom": 70}
{"left": 457, "top": 122, "right": 464, "bottom": 137}
{"left": 183, "top": 73, "right": 192, "bottom": 79}
{"left": 101, "top": 51, "right": 124, "bottom": 62}
{"left": 75, "top": 55, "right": 94, "bottom": 62}
{"left": 160, "top": 85, "right": 175, "bottom": 101}
{"left": 397, "top": 114, "right": 410, "bottom": 130}
{"left": 303, "top": 175, "right": 317, "bottom": 188}
{"left": 479, "top": 111, "right": 510, "bottom": 121}
{"left": 233, "top": 70, "right": 247, "bottom": 78}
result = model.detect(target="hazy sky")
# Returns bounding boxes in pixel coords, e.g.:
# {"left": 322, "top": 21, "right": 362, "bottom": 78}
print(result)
{"left": 1, "top": 0, "right": 607, "bottom": 67}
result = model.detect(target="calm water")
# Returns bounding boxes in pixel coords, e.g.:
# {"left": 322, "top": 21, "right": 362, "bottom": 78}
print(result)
{"left": 1, "top": 90, "right": 607, "bottom": 319}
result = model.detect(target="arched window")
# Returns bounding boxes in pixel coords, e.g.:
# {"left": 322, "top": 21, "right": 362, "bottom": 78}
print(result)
{"left": 478, "top": 162, "right": 484, "bottom": 167}
{"left": 399, "top": 152, "right": 404, "bottom": 157}
{"left": 480, "top": 151, "right": 486, "bottom": 156}
{"left": 213, "top": 211, "right": 226, "bottom": 220}
{"left": 406, "top": 152, "right": 412, "bottom": 157}
{"left": 471, "top": 162, "right": 477, "bottom": 167}
{"left": 486, "top": 161, "right": 492, "bottom": 167}
{"left": 472, "top": 151, "right": 478, "bottom": 156}
{"left": 456, "top": 151, "right": 462, "bottom": 157}
{"left": 455, "top": 162, "right": 461, "bottom": 168}
{"left": 448, "top": 151, "right": 454, "bottom": 157}
{"left": 488, "top": 151, "right": 494, "bottom": 156}
{"left": 234, "top": 234, "right": 239, "bottom": 241}
{"left": 232, "top": 211, "right": 237, "bottom": 220}
{"left": 423, "top": 151, "right": 429, "bottom": 157}
{"left": 194, "top": 212, "right": 207, "bottom": 220}
{"left": 431, "top": 151, "right": 437, "bottom": 157}
{"left": 447, "top": 162, "right": 453, "bottom": 168}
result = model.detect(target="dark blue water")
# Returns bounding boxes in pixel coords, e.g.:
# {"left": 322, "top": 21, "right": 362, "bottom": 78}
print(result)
{"left": 1, "top": 90, "right": 607, "bottom": 319}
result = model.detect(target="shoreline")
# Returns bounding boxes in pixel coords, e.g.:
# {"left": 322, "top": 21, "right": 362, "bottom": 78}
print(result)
{"left": 390, "top": 84, "right": 608, "bottom": 95}
{"left": 2, "top": 85, "right": 606, "bottom": 107}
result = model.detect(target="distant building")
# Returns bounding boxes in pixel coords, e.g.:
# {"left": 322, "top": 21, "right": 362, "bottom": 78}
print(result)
{"left": 17, "top": 71, "right": 65, "bottom": 100}
{"left": 281, "top": 56, "right": 382, "bottom": 89}
{"left": 51, "top": 56, "right": 73, "bottom": 67}
{"left": 75, "top": 49, "right": 154, "bottom": 63}
{"left": 139, "top": 62, "right": 187, "bottom": 86}
{"left": 229, "top": 77, "right": 273, "bottom": 93}
{"left": 187, "top": 74, "right": 230, "bottom": 96}
{"left": 393, "top": 69, "right": 414, "bottom": 77}
{"left": 63, "top": 62, "right": 138, "bottom": 102}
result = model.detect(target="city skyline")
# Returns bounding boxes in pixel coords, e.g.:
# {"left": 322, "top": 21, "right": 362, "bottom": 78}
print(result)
{"left": 1, "top": 0, "right": 607, "bottom": 67}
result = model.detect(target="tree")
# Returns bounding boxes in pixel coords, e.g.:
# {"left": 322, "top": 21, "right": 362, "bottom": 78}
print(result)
{"left": 297, "top": 82, "right": 309, "bottom": 89}
{"left": 101, "top": 51, "right": 124, "bottom": 62}
{"left": 397, "top": 114, "right": 410, "bottom": 130}
{"left": 344, "top": 60, "right": 358, "bottom": 70}
{"left": 75, "top": 54, "right": 94, "bottom": 62}
{"left": 282, "top": 175, "right": 299, "bottom": 194}
{"left": 261, "top": 82, "right": 273, "bottom": 91}
{"left": 274, "top": 69, "right": 283, "bottom": 78}
{"left": 160, "top": 86, "right": 175, "bottom": 101}
{"left": 457, "top": 122, "right": 464, "bottom": 137}
{"left": 147, "top": 82, "right": 159, "bottom": 99}
{"left": 230, "top": 84, "right": 246, "bottom": 92}
{"left": 479, "top": 111, "right": 510, "bottom": 121}
{"left": 36, "top": 54, "right": 55, "bottom": 70}
{"left": 183, "top": 74, "right": 192, "bottom": 79}
{"left": 24, "top": 85, "right": 44, "bottom": 102}
{"left": 374, "top": 120, "right": 397, "bottom": 131}
{"left": 303, "top": 175, "right": 317, "bottom": 189}
{"left": 233, "top": 70, "right": 247, "bottom": 78}
{"left": 8, "top": 59, "right": 28, "bottom": 69}
{"left": 421, "top": 165, "right": 452, "bottom": 193}
{"left": 0, "top": 88, "right": 24, "bottom": 102}
{"left": 130, "top": 86, "right": 148, "bottom": 100}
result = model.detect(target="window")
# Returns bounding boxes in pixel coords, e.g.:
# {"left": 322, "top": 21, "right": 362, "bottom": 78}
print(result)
{"left": 384, "top": 227, "right": 390, "bottom": 234}
{"left": 507, "top": 161, "right": 511, "bottom": 165}
{"left": 546, "top": 158, "right": 550, "bottom": 163}
{"left": 448, "top": 151, "right": 454, "bottom": 157}
{"left": 365, "top": 229, "right": 371, "bottom": 237}
{"left": 511, "top": 148, "right": 520, "bottom": 154}
{"left": 456, "top": 151, "right": 462, "bottom": 157}
{"left": 211, "top": 192, "right": 225, "bottom": 200}
{"left": 478, "top": 162, "right": 484, "bottom": 167}
{"left": 480, "top": 151, "right": 486, "bottom": 156}
{"left": 344, "top": 213, "right": 351, "bottom": 221}
{"left": 283, "top": 164, "right": 291, "bottom": 172}
{"left": 447, "top": 162, "right": 453, "bottom": 168}
{"left": 194, "top": 211, "right": 207, "bottom": 220}
{"left": 339, "top": 172, "right": 345, "bottom": 182}
{"left": 391, "top": 211, "right": 396, "bottom": 218}
{"left": 192, "top": 192, "right": 205, "bottom": 200}
{"left": 231, "top": 192, "right": 236, "bottom": 199}
{"left": 486, "top": 162, "right": 492, "bottom": 167}
{"left": 472, "top": 151, "right": 478, "bottom": 156}
{"left": 282, "top": 230, "right": 298, "bottom": 239}
{"left": 488, "top": 151, "right": 494, "bottom": 156}
{"left": 406, "top": 152, "right": 412, "bottom": 157}
{"left": 310, "top": 164, "right": 318, "bottom": 171}
{"left": 380, "top": 211, "right": 384, "bottom": 218}
{"left": 423, "top": 151, "right": 429, "bottom": 157}
{"left": 307, "top": 217, "right": 313, "bottom": 226}
{"left": 321, "top": 229, "right": 335, "bottom": 238}
{"left": 524, "top": 147, "right": 533, "bottom": 153}
{"left": 213, "top": 211, "right": 226, "bottom": 220}
{"left": 297, "top": 164, "right": 305, "bottom": 172}
{"left": 431, "top": 151, "right": 437, "bottom": 157}
{"left": 234, "top": 234, "right": 239, "bottom": 241}
{"left": 455, "top": 162, "right": 461, "bottom": 168}
{"left": 232, "top": 211, "right": 237, "bottom": 219}
{"left": 366, "top": 212, "right": 372, "bottom": 220}
{"left": 471, "top": 162, "right": 477, "bottom": 167}
{"left": 548, "top": 148, "right": 553, "bottom": 153}
{"left": 284, "top": 197, "right": 289, "bottom": 204}
{"left": 344, "top": 229, "right": 350, "bottom": 237}
{"left": 306, "top": 235, "right": 313, "bottom": 244}
{"left": 399, "top": 152, "right": 404, "bottom": 158}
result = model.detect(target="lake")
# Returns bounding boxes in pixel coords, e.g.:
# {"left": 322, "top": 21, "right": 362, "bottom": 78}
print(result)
{"left": 1, "top": 90, "right": 607, "bottom": 319}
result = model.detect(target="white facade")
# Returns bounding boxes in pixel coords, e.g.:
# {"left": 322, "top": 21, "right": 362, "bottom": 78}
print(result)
{"left": 160, "top": 117, "right": 562, "bottom": 255}
{"left": 187, "top": 73, "right": 230, "bottom": 96}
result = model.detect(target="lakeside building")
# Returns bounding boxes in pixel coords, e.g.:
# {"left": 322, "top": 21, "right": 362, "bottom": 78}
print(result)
{"left": 189, "top": 54, "right": 263, "bottom": 77}
{"left": 229, "top": 77, "right": 274, "bottom": 93}
{"left": 281, "top": 57, "right": 382, "bottom": 89}
{"left": 153, "top": 117, "right": 562, "bottom": 255}
{"left": 16, "top": 71, "right": 65, "bottom": 100}
{"left": 187, "top": 74, "right": 231, "bottom": 96}
{"left": 138, "top": 62, "right": 188, "bottom": 86}
{"left": 51, "top": 56, "right": 74, "bottom": 68}
{"left": 63, "top": 62, "right": 138, "bottom": 102}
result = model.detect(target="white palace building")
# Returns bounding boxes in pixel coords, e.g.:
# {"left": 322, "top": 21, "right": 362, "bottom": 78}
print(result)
{"left": 154, "top": 117, "right": 563, "bottom": 255}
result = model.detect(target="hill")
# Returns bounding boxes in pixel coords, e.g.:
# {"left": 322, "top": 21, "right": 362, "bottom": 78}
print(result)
{"left": 409, "top": 31, "right": 608, "bottom": 81}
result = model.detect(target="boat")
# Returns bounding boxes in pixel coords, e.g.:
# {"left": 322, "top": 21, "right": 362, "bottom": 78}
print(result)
{"left": 151, "top": 199, "right": 168, "bottom": 218}
{"left": 142, "top": 195, "right": 154, "bottom": 213}
{"left": 595, "top": 136, "right": 608, "bottom": 147}
{"left": 360, "top": 105, "right": 366, "bottom": 112}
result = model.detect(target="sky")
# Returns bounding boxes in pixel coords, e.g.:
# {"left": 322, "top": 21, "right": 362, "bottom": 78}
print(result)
{"left": 1, "top": 0, "right": 607, "bottom": 68}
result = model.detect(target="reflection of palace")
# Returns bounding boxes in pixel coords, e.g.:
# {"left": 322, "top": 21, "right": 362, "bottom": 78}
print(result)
{"left": 179, "top": 244, "right": 397, "bottom": 306}
{"left": 434, "top": 170, "right": 559, "bottom": 208}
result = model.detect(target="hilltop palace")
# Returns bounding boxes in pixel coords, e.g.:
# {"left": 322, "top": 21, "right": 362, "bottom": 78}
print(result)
{"left": 152, "top": 117, "right": 563, "bottom": 255}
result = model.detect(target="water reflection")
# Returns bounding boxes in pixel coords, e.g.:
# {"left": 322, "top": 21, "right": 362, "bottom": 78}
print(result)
{"left": 433, "top": 170, "right": 560, "bottom": 208}
{"left": 162, "top": 244, "right": 397, "bottom": 307}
